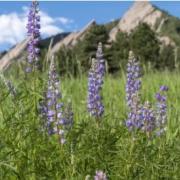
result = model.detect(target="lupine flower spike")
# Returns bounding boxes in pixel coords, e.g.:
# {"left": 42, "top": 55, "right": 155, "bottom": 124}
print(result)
{"left": 125, "top": 51, "right": 142, "bottom": 130}
{"left": 26, "top": 0, "right": 40, "bottom": 72}
{"left": 155, "top": 85, "right": 168, "bottom": 136}
{"left": 46, "top": 56, "right": 65, "bottom": 143}
{"left": 141, "top": 101, "right": 156, "bottom": 136}
{"left": 94, "top": 170, "right": 107, "bottom": 180}
{"left": 46, "top": 56, "right": 64, "bottom": 141}
{"left": 125, "top": 51, "right": 168, "bottom": 137}
{"left": 87, "top": 42, "right": 105, "bottom": 120}
{"left": 96, "top": 42, "right": 105, "bottom": 84}
{"left": 41, "top": 56, "right": 73, "bottom": 144}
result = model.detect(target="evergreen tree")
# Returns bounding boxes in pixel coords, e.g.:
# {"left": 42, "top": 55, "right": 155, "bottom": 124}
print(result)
{"left": 73, "top": 24, "right": 108, "bottom": 72}
{"left": 130, "top": 23, "right": 160, "bottom": 68}
{"left": 107, "top": 32, "right": 130, "bottom": 73}
{"left": 157, "top": 45, "right": 175, "bottom": 70}
{"left": 56, "top": 46, "right": 77, "bottom": 76}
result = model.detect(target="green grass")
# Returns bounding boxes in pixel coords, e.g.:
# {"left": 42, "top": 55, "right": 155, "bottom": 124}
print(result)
{"left": 0, "top": 71, "right": 180, "bottom": 179}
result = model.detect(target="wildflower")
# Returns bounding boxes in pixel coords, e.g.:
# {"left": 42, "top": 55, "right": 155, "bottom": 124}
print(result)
{"left": 96, "top": 42, "right": 105, "bottom": 84}
{"left": 125, "top": 51, "right": 142, "bottom": 130}
{"left": 141, "top": 101, "right": 156, "bottom": 134}
{"left": 94, "top": 170, "right": 107, "bottom": 180}
{"left": 26, "top": 0, "right": 40, "bottom": 72}
{"left": 125, "top": 52, "right": 168, "bottom": 137}
{"left": 155, "top": 85, "right": 168, "bottom": 135}
{"left": 126, "top": 51, "right": 141, "bottom": 109}
{"left": 41, "top": 56, "right": 73, "bottom": 144}
{"left": 87, "top": 43, "right": 105, "bottom": 119}
{"left": 160, "top": 85, "right": 168, "bottom": 92}
{"left": 125, "top": 95, "right": 142, "bottom": 130}
{"left": 45, "top": 56, "right": 64, "bottom": 141}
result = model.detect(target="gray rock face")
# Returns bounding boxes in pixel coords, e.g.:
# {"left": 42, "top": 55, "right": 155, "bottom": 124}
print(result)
{"left": 0, "top": 20, "right": 96, "bottom": 71}
{"left": 0, "top": 1, "right": 177, "bottom": 71}
{"left": 51, "top": 19, "right": 96, "bottom": 55}
{"left": 0, "top": 39, "right": 29, "bottom": 70}
{"left": 158, "top": 36, "right": 175, "bottom": 47}
{"left": 109, "top": 1, "right": 163, "bottom": 41}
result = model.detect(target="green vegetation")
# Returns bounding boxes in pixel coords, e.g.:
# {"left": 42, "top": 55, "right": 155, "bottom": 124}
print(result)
{"left": 5, "top": 12, "right": 180, "bottom": 76}
{"left": 130, "top": 23, "right": 160, "bottom": 67}
{"left": 1, "top": 3, "right": 180, "bottom": 179}
{"left": 53, "top": 22, "right": 180, "bottom": 75}
{"left": 0, "top": 70, "right": 180, "bottom": 179}
{"left": 107, "top": 32, "right": 130, "bottom": 73}
{"left": 160, "top": 13, "right": 180, "bottom": 46}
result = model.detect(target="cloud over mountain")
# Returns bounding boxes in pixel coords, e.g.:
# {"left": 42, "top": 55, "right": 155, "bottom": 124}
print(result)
{"left": 0, "top": 6, "right": 74, "bottom": 50}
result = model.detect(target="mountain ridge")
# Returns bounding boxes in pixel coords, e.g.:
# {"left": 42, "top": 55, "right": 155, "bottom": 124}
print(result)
{"left": 1, "top": 1, "right": 180, "bottom": 71}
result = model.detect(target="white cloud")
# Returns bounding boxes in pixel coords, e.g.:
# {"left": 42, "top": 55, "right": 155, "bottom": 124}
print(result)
{"left": 110, "top": 18, "right": 115, "bottom": 22}
{"left": 41, "top": 25, "right": 62, "bottom": 36}
{"left": 0, "top": 13, "right": 26, "bottom": 45}
{"left": 0, "top": 7, "right": 73, "bottom": 50}
{"left": 40, "top": 11, "right": 55, "bottom": 25}
{"left": 39, "top": 11, "right": 64, "bottom": 35}
{"left": 56, "top": 17, "right": 74, "bottom": 25}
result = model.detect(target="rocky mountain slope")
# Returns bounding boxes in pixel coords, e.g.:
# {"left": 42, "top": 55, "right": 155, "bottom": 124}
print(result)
{"left": 1, "top": 1, "right": 180, "bottom": 71}
{"left": 50, "top": 19, "right": 96, "bottom": 55}
{"left": 109, "top": 1, "right": 162, "bottom": 40}
{"left": 109, "top": 1, "right": 176, "bottom": 47}
{"left": 0, "top": 20, "right": 96, "bottom": 71}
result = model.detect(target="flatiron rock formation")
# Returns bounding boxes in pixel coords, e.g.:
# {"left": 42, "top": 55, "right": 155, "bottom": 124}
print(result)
{"left": 109, "top": 1, "right": 163, "bottom": 41}
{"left": 51, "top": 19, "right": 96, "bottom": 55}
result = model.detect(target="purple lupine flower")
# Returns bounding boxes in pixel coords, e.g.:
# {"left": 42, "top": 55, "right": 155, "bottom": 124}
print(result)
{"left": 160, "top": 85, "right": 168, "bottom": 92}
{"left": 94, "top": 170, "right": 107, "bottom": 180}
{"left": 40, "top": 56, "right": 73, "bottom": 144}
{"left": 87, "top": 42, "right": 105, "bottom": 119}
{"left": 126, "top": 51, "right": 141, "bottom": 109}
{"left": 125, "top": 52, "right": 169, "bottom": 137}
{"left": 141, "top": 101, "right": 156, "bottom": 134}
{"left": 155, "top": 85, "right": 168, "bottom": 136}
{"left": 125, "top": 51, "right": 142, "bottom": 130}
{"left": 126, "top": 95, "right": 143, "bottom": 130}
{"left": 45, "top": 56, "right": 63, "bottom": 138}
{"left": 26, "top": 0, "right": 40, "bottom": 72}
{"left": 43, "top": 57, "right": 62, "bottom": 143}
{"left": 96, "top": 42, "right": 105, "bottom": 85}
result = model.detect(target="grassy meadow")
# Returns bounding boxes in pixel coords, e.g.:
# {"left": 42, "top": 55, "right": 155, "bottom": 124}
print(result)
{"left": 0, "top": 70, "right": 180, "bottom": 179}
{"left": 1, "top": 1, "right": 180, "bottom": 179}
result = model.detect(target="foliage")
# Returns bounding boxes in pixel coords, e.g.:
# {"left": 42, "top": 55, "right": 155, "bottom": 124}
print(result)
{"left": 157, "top": 45, "right": 175, "bottom": 70}
{"left": 55, "top": 24, "right": 109, "bottom": 75}
{"left": 129, "top": 23, "right": 160, "bottom": 68}
{"left": 0, "top": 70, "right": 180, "bottom": 179}
{"left": 107, "top": 32, "right": 130, "bottom": 73}
{"left": 160, "top": 14, "right": 180, "bottom": 46}
{"left": 4, "top": 18, "right": 180, "bottom": 76}
{"left": 1, "top": 5, "right": 180, "bottom": 178}
{"left": 56, "top": 46, "right": 79, "bottom": 77}
{"left": 104, "top": 19, "right": 119, "bottom": 33}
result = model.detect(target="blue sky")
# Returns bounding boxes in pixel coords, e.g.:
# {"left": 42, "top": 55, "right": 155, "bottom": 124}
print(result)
{"left": 0, "top": 1, "right": 180, "bottom": 51}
